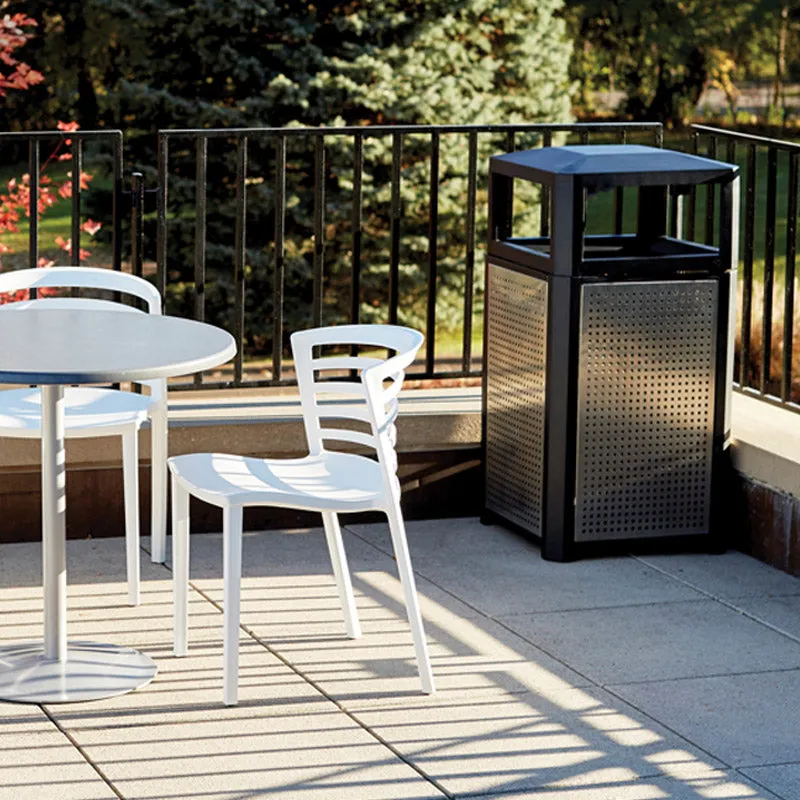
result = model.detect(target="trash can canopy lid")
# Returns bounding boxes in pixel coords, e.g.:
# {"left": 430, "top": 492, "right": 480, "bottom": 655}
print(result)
{"left": 490, "top": 144, "right": 738, "bottom": 189}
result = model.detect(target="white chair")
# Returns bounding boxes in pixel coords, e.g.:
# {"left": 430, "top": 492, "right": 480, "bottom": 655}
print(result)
{"left": 169, "top": 324, "right": 435, "bottom": 705}
{"left": 0, "top": 267, "right": 169, "bottom": 606}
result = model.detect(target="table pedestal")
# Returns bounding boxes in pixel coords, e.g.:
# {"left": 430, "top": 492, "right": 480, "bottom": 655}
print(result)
{"left": 0, "top": 641, "right": 157, "bottom": 703}
{"left": 0, "top": 385, "right": 157, "bottom": 704}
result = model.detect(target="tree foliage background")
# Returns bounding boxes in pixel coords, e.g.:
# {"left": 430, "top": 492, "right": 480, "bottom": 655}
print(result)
{"left": 3, "top": 0, "right": 573, "bottom": 356}
{"left": 564, "top": 1, "right": 800, "bottom": 126}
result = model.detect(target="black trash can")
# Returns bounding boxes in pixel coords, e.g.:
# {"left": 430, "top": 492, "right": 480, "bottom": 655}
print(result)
{"left": 481, "top": 144, "right": 739, "bottom": 561}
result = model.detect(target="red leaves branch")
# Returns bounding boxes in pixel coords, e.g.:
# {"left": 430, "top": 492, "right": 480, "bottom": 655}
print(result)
{"left": 0, "top": 14, "right": 44, "bottom": 97}
{"left": 0, "top": 18, "right": 101, "bottom": 277}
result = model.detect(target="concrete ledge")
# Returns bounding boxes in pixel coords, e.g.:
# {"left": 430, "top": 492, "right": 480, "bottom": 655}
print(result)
{"left": 2, "top": 384, "right": 800, "bottom": 576}
{"left": 730, "top": 392, "right": 800, "bottom": 497}
{"left": 0, "top": 387, "right": 483, "bottom": 469}
{"left": 0, "top": 387, "right": 484, "bottom": 543}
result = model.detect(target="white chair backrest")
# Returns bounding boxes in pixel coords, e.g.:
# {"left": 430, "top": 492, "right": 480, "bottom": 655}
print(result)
{"left": 0, "top": 266, "right": 162, "bottom": 314}
{"left": 291, "top": 325, "right": 423, "bottom": 492}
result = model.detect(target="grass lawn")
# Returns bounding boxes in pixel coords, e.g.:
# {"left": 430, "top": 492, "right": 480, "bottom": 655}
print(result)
{"left": 0, "top": 160, "right": 114, "bottom": 266}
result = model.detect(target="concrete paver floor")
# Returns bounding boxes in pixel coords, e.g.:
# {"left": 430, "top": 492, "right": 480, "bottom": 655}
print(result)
{"left": 1, "top": 518, "right": 799, "bottom": 799}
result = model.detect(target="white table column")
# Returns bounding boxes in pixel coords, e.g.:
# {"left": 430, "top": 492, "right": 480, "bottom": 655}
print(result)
{"left": 41, "top": 384, "right": 67, "bottom": 662}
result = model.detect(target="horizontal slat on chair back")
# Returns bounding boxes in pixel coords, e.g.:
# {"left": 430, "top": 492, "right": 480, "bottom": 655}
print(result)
{"left": 291, "top": 325, "right": 423, "bottom": 470}
{"left": 0, "top": 267, "right": 161, "bottom": 313}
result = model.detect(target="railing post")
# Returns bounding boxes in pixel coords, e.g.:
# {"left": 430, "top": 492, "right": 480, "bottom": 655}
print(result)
{"left": 156, "top": 134, "right": 168, "bottom": 309}
{"left": 130, "top": 172, "right": 144, "bottom": 279}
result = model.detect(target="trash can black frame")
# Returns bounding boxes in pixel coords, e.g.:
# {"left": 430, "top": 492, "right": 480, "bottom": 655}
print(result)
{"left": 481, "top": 145, "right": 740, "bottom": 562}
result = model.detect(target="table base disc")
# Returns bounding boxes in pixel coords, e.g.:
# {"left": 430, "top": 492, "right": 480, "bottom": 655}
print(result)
{"left": 0, "top": 641, "right": 157, "bottom": 703}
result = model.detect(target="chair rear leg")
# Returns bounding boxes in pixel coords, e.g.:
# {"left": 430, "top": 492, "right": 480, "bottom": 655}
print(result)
{"left": 386, "top": 502, "right": 435, "bottom": 694}
{"left": 223, "top": 505, "right": 244, "bottom": 706}
{"left": 122, "top": 429, "right": 141, "bottom": 607}
{"left": 321, "top": 511, "right": 361, "bottom": 639}
{"left": 150, "top": 402, "right": 168, "bottom": 564}
{"left": 172, "top": 474, "right": 190, "bottom": 657}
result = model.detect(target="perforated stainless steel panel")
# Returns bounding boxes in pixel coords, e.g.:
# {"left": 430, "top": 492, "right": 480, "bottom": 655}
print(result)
{"left": 575, "top": 280, "right": 718, "bottom": 542}
{"left": 485, "top": 263, "right": 547, "bottom": 535}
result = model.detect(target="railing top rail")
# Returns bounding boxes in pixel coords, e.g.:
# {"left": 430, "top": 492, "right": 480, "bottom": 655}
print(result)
{"left": 158, "top": 122, "right": 663, "bottom": 139}
{"left": 691, "top": 124, "right": 800, "bottom": 153}
{"left": 0, "top": 130, "right": 122, "bottom": 141}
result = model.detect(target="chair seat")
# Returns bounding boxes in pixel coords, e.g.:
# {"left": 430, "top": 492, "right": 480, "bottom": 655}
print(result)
{"left": 0, "top": 387, "right": 151, "bottom": 438}
{"left": 168, "top": 451, "right": 388, "bottom": 511}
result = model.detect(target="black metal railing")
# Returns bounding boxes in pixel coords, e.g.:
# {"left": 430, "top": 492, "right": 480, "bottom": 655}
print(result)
{"left": 690, "top": 124, "right": 800, "bottom": 409}
{"left": 11, "top": 122, "right": 800, "bottom": 413}
{"left": 156, "top": 122, "right": 663, "bottom": 390}
{"left": 0, "top": 130, "right": 123, "bottom": 275}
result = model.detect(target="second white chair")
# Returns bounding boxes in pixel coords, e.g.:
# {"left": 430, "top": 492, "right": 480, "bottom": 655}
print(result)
{"left": 0, "top": 267, "right": 169, "bottom": 605}
{"left": 168, "top": 324, "right": 435, "bottom": 705}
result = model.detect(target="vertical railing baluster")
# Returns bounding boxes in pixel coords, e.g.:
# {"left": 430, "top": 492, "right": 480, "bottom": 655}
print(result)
{"left": 426, "top": 131, "right": 439, "bottom": 373}
{"left": 462, "top": 130, "right": 478, "bottom": 374}
{"left": 130, "top": 172, "right": 144, "bottom": 279}
{"left": 504, "top": 130, "right": 515, "bottom": 240}
{"left": 762, "top": 146, "right": 778, "bottom": 394}
{"left": 540, "top": 130, "right": 552, "bottom": 238}
{"left": 726, "top": 139, "right": 736, "bottom": 167}
{"left": 156, "top": 134, "right": 168, "bottom": 306}
{"left": 112, "top": 134, "right": 123, "bottom": 273}
{"left": 741, "top": 143, "right": 757, "bottom": 388}
{"left": 669, "top": 189, "right": 685, "bottom": 240}
{"left": 71, "top": 138, "right": 82, "bottom": 266}
{"left": 233, "top": 137, "right": 248, "bottom": 386}
{"left": 579, "top": 129, "right": 589, "bottom": 145}
{"left": 348, "top": 134, "right": 364, "bottom": 377}
{"left": 783, "top": 151, "right": 798, "bottom": 402}
{"left": 351, "top": 134, "right": 363, "bottom": 327}
{"left": 194, "top": 138, "right": 207, "bottom": 322}
{"left": 28, "top": 140, "right": 39, "bottom": 276}
{"left": 687, "top": 130, "right": 699, "bottom": 240}
{"left": 313, "top": 135, "right": 325, "bottom": 329}
{"left": 389, "top": 132, "right": 402, "bottom": 325}
{"left": 614, "top": 130, "right": 627, "bottom": 235}
{"left": 193, "top": 139, "right": 208, "bottom": 386}
{"left": 273, "top": 135, "right": 286, "bottom": 384}
{"left": 705, "top": 137, "right": 717, "bottom": 246}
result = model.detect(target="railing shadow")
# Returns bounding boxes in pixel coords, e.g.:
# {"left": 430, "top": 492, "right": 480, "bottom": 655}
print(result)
{"left": 0, "top": 525, "right": 780, "bottom": 799}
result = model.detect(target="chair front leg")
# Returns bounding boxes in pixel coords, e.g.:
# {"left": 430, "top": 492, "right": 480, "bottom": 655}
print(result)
{"left": 385, "top": 501, "right": 435, "bottom": 694}
{"left": 122, "top": 429, "right": 141, "bottom": 607}
{"left": 150, "top": 400, "right": 169, "bottom": 564}
{"left": 321, "top": 511, "right": 361, "bottom": 639}
{"left": 223, "top": 505, "right": 244, "bottom": 707}
{"left": 172, "top": 474, "right": 190, "bottom": 657}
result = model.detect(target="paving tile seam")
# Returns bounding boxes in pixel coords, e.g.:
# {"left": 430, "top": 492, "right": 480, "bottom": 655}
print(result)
{"left": 447, "top": 595, "right": 744, "bottom": 782}
{"left": 340, "top": 524, "right": 623, "bottom": 700}
{"left": 738, "top": 759, "right": 800, "bottom": 769}
{"left": 630, "top": 555, "right": 800, "bottom": 647}
{"left": 485, "top": 614, "right": 748, "bottom": 775}
{"left": 495, "top": 598, "right": 719, "bottom": 617}
{"left": 341, "top": 524, "right": 504, "bottom": 622}
{"left": 735, "top": 768, "right": 791, "bottom": 800}
{"left": 139, "top": 537, "right": 781, "bottom": 798}
{"left": 596, "top": 683, "right": 737, "bottom": 773}
{"left": 185, "top": 579, "right": 453, "bottom": 800}
{"left": 138, "top": 541, "right": 452, "bottom": 796}
{"left": 603, "top": 666, "right": 800, "bottom": 688}
{"left": 40, "top": 704, "right": 126, "bottom": 800}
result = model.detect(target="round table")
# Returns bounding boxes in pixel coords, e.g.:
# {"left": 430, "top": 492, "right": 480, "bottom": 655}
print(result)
{"left": 0, "top": 309, "right": 236, "bottom": 703}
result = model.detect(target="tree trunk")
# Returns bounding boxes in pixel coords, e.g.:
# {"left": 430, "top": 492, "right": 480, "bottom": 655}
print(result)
{"left": 64, "top": 2, "right": 99, "bottom": 128}
{"left": 645, "top": 51, "right": 707, "bottom": 126}
{"left": 773, "top": 3, "right": 789, "bottom": 121}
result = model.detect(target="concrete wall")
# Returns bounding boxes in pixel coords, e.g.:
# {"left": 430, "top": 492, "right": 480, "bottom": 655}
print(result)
{"left": 1, "top": 387, "right": 798, "bottom": 578}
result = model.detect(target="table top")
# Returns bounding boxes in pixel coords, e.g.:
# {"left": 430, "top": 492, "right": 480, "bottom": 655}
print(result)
{"left": 0, "top": 309, "right": 236, "bottom": 384}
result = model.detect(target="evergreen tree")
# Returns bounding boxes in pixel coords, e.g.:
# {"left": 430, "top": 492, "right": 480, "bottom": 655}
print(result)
{"left": 9, "top": 0, "right": 573, "bottom": 354}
